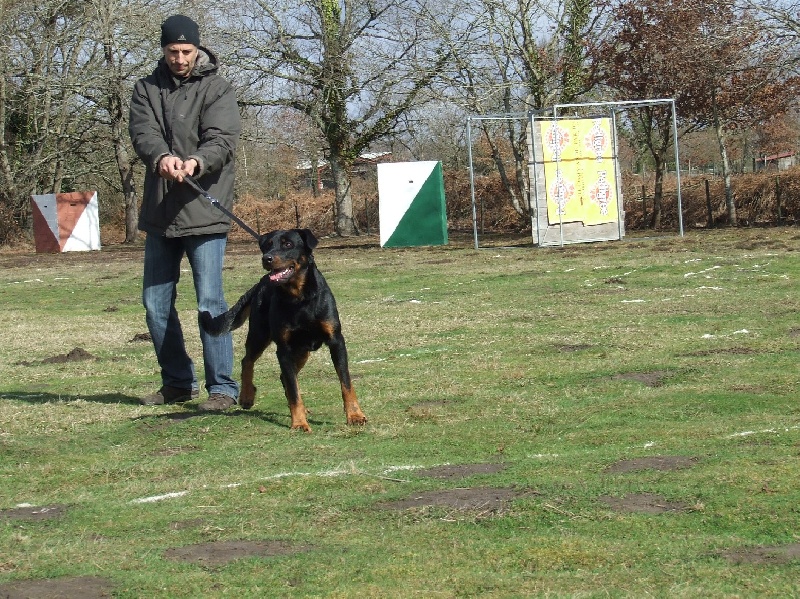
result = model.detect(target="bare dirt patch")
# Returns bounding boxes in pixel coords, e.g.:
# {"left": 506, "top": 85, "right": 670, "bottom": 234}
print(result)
{"left": 0, "top": 504, "right": 68, "bottom": 521}
{"left": 599, "top": 493, "right": 691, "bottom": 514}
{"left": 604, "top": 456, "right": 699, "bottom": 474}
{"left": 163, "top": 539, "right": 312, "bottom": 567}
{"left": 720, "top": 543, "right": 800, "bottom": 565}
{"left": 128, "top": 332, "right": 152, "bottom": 343}
{"left": 412, "top": 463, "right": 507, "bottom": 480}
{"left": 42, "top": 347, "right": 97, "bottom": 364}
{"left": 15, "top": 347, "right": 97, "bottom": 367}
{"left": 612, "top": 371, "right": 671, "bottom": 387}
{"left": 378, "top": 487, "right": 529, "bottom": 515}
{"left": 0, "top": 576, "right": 114, "bottom": 599}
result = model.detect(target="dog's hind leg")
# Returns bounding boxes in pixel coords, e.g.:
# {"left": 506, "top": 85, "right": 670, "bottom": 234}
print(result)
{"left": 277, "top": 350, "right": 312, "bottom": 432}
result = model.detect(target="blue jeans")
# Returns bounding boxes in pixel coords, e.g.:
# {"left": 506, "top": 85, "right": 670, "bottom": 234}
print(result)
{"left": 142, "top": 233, "right": 238, "bottom": 400}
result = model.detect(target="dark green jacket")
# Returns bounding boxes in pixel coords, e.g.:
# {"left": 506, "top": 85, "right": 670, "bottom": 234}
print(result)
{"left": 129, "top": 47, "right": 241, "bottom": 237}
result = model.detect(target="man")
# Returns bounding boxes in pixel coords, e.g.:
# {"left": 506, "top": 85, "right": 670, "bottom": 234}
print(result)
{"left": 129, "top": 15, "right": 240, "bottom": 411}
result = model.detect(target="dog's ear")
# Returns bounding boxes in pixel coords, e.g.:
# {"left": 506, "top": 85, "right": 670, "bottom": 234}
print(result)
{"left": 297, "top": 228, "right": 319, "bottom": 251}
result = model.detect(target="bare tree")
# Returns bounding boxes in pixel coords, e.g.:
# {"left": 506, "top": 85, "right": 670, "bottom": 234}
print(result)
{"left": 0, "top": 0, "right": 178, "bottom": 244}
{"left": 592, "top": 0, "right": 693, "bottom": 228}
{"left": 683, "top": 1, "right": 800, "bottom": 225}
{"left": 214, "top": 0, "right": 457, "bottom": 236}
{"left": 83, "top": 0, "right": 159, "bottom": 243}
{"left": 0, "top": 0, "right": 99, "bottom": 241}
{"left": 444, "top": 0, "right": 610, "bottom": 220}
{"left": 597, "top": 0, "right": 800, "bottom": 227}
{"left": 85, "top": 0, "right": 203, "bottom": 242}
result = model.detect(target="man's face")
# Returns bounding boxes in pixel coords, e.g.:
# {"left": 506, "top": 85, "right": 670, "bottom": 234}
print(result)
{"left": 163, "top": 43, "right": 198, "bottom": 78}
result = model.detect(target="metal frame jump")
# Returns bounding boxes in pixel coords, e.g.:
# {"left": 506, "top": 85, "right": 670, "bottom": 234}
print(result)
{"left": 467, "top": 98, "right": 683, "bottom": 249}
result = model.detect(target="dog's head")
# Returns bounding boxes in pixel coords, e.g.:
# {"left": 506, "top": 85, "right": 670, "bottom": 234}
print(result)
{"left": 258, "top": 229, "right": 319, "bottom": 285}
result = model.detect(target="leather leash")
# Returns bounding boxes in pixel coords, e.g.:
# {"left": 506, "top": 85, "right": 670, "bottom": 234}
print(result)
{"left": 183, "top": 175, "right": 260, "bottom": 241}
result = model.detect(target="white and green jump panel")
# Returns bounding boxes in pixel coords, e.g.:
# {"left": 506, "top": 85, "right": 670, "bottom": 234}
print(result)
{"left": 378, "top": 161, "right": 447, "bottom": 247}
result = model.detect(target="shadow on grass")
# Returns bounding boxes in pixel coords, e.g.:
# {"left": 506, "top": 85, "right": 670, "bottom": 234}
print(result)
{"left": 0, "top": 390, "right": 139, "bottom": 405}
{"left": 132, "top": 406, "right": 331, "bottom": 430}
{"left": 2, "top": 391, "right": 332, "bottom": 429}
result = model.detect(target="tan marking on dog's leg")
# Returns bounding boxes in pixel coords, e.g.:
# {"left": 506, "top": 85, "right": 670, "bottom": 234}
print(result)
{"left": 285, "top": 352, "right": 311, "bottom": 432}
{"left": 342, "top": 383, "right": 367, "bottom": 426}
{"left": 288, "top": 396, "right": 311, "bottom": 432}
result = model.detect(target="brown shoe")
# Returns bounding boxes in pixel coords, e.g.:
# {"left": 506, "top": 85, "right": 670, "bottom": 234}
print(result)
{"left": 140, "top": 386, "right": 199, "bottom": 406}
{"left": 198, "top": 393, "right": 236, "bottom": 412}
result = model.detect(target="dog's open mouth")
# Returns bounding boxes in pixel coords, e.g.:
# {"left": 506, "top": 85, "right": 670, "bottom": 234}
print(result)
{"left": 269, "top": 266, "right": 295, "bottom": 283}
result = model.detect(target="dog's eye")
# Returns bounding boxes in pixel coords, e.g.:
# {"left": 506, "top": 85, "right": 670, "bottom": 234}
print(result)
{"left": 281, "top": 239, "right": 294, "bottom": 249}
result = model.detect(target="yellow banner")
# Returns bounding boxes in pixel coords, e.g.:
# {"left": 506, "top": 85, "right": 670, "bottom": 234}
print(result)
{"left": 540, "top": 118, "right": 618, "bottom": 226}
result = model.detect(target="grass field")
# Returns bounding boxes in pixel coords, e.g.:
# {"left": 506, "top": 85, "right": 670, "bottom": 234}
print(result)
{"left": 1, "top": 228, "right": 798, "bottom": 598}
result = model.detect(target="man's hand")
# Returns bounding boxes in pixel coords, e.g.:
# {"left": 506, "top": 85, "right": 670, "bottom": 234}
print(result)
{"left": 175, "top": 158, "right": 198, "bottom": 182}
{"left": 158, "top": 156, "right": 198, "bottom": 182}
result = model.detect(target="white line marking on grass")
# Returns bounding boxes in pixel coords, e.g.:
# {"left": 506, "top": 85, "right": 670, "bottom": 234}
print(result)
{"left": 131, "top": 491, "right": 189, "bottom": 504}
{"left": 684, "top": 265, "right": 721, "bottom": 278}
{"left": 727, "top": 425, "right": 800, "bottom": 439}
{"left": 128, "top": 463, "right": 441, "bottom": 504}
{"left": 702, "top": 329, "right": 750, "bottom": 339}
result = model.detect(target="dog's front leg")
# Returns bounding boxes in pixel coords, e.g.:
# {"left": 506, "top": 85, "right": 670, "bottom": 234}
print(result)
{"left": 277, "top": 349, "right": 311, "bottom": 432}
{"left": 328, "top": 334, "right": 367, "bottom": 426}
{"left": 240, "top": 355, "right": 257, "bottom": 410}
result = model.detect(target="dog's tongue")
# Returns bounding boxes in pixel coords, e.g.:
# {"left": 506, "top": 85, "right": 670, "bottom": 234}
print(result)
{"left": 269, "top": 267, "right": 294, "bottom": 283}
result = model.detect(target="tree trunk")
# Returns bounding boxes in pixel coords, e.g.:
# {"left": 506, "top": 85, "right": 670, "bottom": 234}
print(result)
{"left": 483, "top": 126, "right": 524, "bottom": 217}
{"left": 650, "top": 160, "right": 665, "bottom": 229}
{"left": 104, "top": 41, "right": 139, "bottom": 243}
{"left": 712, "top": 99, "right": 737, "bottom": 226}
{"left": 330, "top": 155, "right": 359, "bottom": 236}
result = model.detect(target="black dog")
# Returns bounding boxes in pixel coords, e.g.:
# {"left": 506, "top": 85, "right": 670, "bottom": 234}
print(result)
{"left": 200, "top": 229, "right": 367, "bottom": 432}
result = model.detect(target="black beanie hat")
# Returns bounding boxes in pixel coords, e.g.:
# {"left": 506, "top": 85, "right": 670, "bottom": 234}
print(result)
{"left": 160, "top": 15, "right": 200, "bottom": 47}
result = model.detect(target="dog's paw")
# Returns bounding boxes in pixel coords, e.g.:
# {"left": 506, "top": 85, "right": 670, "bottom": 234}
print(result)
{"left": 239, "top": 387, "right": 256, "bottom": 410}
{"left": 347, "top": 413, "right": 368, "bottom": 426}
{"left": 290, "top": 421, "right": 312, "bottom": 433}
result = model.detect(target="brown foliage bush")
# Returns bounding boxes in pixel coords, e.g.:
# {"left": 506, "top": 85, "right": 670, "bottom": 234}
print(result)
{"left": 178, "top": 167, "right": 800, "bottom": 244}
{"left": 9, "top": 166, "right": 798, "bottom": 249}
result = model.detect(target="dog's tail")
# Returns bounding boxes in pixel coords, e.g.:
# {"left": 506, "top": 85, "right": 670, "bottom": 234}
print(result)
{"left": 199, "top": 283, "right": 260, "bottom": 336}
